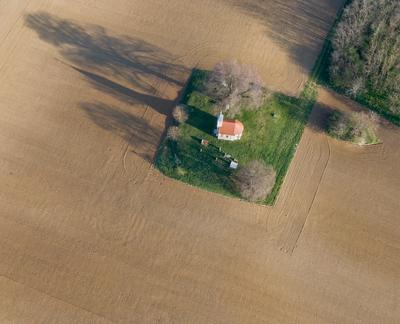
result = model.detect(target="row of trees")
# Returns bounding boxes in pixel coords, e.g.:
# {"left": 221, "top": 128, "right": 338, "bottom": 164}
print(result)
{"left": 330, "top": 0, "right": 400, "bottom": 119}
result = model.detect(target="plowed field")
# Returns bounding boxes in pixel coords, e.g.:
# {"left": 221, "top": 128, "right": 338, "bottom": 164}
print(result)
{"left": 0, "top": 0, "right": 399, "bottom": 323}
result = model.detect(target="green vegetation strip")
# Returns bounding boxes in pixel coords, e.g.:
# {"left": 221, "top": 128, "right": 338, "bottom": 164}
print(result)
{"left": 156, "top": 70, "right": 316, "bottom": 205}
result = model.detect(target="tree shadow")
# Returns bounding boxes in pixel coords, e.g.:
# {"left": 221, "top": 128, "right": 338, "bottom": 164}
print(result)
{"left": 71, "top": 66, "right": 175, "bottom": 116}
{"left": 273, "top": 92, "right": 335, "bottom": 134}
{"left": 274, "top": 93, "right": 310, "bottom": 123}
{"left": 224, "top": 0, "right": 344, "bottom": 73}
{"left": 307, "top": 102, "right": 335, "bottom": 133}
{"left": 25, "top": 12, "right": 192, "bottom": 162}
{"left": 80, "top": 102, "right": 160, "bottom": 162}
{"left": 25, "top": 12, "right": 188, "bottom": 95}
{"left": 186, "top": 106, "right": 216, "bottom": 135}
{"left": 171, "top": 68, "right": 217, "bottom": 135}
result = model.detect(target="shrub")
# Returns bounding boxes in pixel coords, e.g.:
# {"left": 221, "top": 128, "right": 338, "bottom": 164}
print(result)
{"left": 233, "top": 160, "right": 276, "bottom": 202}
{"left": 172, "top": 104, "right": 189, "bottom": 123}
{"left": 327, "top": 110, "right": 379, "bottom": 145}
{"left": 166, "top": 126, "right": 180, "bottom": 141}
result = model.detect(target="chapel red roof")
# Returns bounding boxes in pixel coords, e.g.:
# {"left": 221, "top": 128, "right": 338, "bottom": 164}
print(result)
{"left": 219, "top": 120, "right": 244, "bottom": 136}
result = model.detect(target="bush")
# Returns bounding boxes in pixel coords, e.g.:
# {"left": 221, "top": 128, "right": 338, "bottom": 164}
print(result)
{"left": 327, "top": 110, "right": 379, "bottom": 145}
{"left": 166, "top": 126, "right": 180, "bottom": 141}
{"left": 172, "top": 104, "right": 189, "bottom": 123}
{"left": 233, "top": 160, "right": 276, "bottom": 202}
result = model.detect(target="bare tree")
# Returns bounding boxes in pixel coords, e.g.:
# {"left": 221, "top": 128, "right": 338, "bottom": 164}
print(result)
{"left": 172, "top": 104, "right": 189, "bottom": 123}
{"left": 328, "top": 110, "right": 349, "bottom": 139}
{"left": 205, "top": 60, "right": 265, "bottom": 117}
{"left": 233, "top": 160, "right": 276, "bottom": 202}
{"left": 351, "top": 111, "right": 379, "bottom": 144}
{"left": 167, "top": 126, "right": 180, "bottom": 141}
{"left": 328, "top": 110, "right": 379, "bottom": 144}
{"left": 347, "top": 77, "right": 365, "bottom": 98}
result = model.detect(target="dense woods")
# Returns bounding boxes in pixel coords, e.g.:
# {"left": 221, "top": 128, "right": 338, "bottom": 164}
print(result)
{"left": 330, "top": 0, "right": 400, "bottom": 123}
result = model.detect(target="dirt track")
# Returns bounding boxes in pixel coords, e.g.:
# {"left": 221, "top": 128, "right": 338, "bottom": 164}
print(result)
{"left": 0, "top": 0, "right": 399, "bottom": 323}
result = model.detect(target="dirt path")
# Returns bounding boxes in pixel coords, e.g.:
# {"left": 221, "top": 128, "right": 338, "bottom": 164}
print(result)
{"left": 1, "top": 0, "right": 399, "bottom": 323}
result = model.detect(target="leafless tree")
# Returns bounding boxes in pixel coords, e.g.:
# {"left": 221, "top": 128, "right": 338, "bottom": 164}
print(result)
{"left": 167, "top": 126, "right": 180, "bottom": 141}
{"left": 328, "top": 110, "right": 349, "bottom": 139}
{"left": 205, "top": 60, "right": 265, "bottom": 117}
{"left": 347, "top": 77, "right": 365, "bottom": 98}
{"left": 172, "top": 104, "right": 189, "bottom": 123}
{"left": 328, "top": 110, "right": 379, "bottom": 144}
{"left": 351, "top": 111, "right": 379, "bottom": 144}
{"left": 233, "top": 160, "right": 276, "bottom": 202}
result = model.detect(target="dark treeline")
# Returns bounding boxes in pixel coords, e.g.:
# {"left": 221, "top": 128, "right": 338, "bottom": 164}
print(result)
{"left": 330, "top": 0, "right": 400, "bottom": 123}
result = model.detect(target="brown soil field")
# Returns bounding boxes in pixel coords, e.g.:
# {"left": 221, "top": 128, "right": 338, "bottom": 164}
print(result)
{"left": 0, "top": 0, "right": 399, "bottom": 323}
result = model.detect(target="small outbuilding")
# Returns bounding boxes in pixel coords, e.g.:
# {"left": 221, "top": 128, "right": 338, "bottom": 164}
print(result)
{"left": 214, "top": 112, "right": 244, "bottom": 141}
{"left": 229, "top": 160, "right": 239, "bottom": 169}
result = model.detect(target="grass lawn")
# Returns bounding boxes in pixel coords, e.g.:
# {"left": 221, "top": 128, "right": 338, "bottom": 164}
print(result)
{"left": 156, "top": 70, "right": 316, "bottom": 205}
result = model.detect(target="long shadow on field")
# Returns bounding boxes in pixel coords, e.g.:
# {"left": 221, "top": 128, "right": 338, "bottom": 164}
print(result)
{"left": 72, "top": 66, "right": 175, "bottom": 116}
{"left": 25, "top": 12, "right": 188, "bottom": 110}
{"left": 25, "top": 12, "right": 186, "bottom": 93}
{"left": 80, "top": 102, "right": 160, "bottom": 162}
{"left": 224, "top": 0, "right": 344, "bottom": 72}
{"left": 25, "top": 12, "right": 191, "bottom": 162}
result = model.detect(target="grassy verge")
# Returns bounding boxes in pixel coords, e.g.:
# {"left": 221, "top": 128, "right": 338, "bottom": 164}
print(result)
{"left": 156, "top": 70, "right": 316, "bottom": 205}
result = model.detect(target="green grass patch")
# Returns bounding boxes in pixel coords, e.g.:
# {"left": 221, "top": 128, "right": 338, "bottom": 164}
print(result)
{"left": 156, "top": 70, "right": 315, "bottom": 205}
